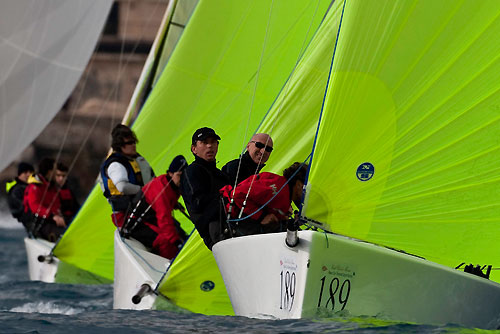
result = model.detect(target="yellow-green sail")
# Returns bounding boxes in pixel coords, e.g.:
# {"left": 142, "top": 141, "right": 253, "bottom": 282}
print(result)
{"left": 304, "top": 0, "right": 500, "bottom": 283}
{"left": 153, "top": 0, "right": 334, "bottom": 314}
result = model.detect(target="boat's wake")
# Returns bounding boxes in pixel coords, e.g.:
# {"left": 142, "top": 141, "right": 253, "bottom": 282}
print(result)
{"left": 10, "top": 301, "right": 83, "bottom": 315}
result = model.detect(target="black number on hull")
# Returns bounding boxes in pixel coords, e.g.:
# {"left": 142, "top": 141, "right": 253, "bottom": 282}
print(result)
{"left": 317, "top": 276, "right": 351, "bottom": 311}
{"left": 280, "top": 270, "right": 296, "bottom": 311}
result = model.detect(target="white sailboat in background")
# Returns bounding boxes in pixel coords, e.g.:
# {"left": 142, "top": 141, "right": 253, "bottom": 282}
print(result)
{"left": 0, "top": 1, "right": 113, "bottom": 283}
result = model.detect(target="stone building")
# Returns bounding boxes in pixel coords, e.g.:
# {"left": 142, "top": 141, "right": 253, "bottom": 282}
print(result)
{"left": 1, "top": 0, "right": 168, "bottom": 201}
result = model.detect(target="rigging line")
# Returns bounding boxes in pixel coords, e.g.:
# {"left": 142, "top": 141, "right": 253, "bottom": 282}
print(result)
{"left": 298, "top": 0, "right": 346, "bottom": 218}
{"left": 166, "top": 1, "right": 254, "bottom": 145}
{"left": 205, "top": 0, "right": 329, "bottom": 136}
{"left": 131, "top": 0, "right": 178, "bottom": 124}
{"left": 122, "top": 161, "right": 186, "bottom": 236}
{"left": 49, "top": 3, "right": 165, "bottom": 254}
{"left": 252, "top": 0, "right": 335, "bottom": 135}
{"left": 228, "top": 154, "right": 310, "bottom": 223}
{"left": 231, "top": 0, "right": 325, "bottom": 218}
{"left": 34, "top": 3, "right": 114, "bottom": 220}
{"left": 121, "top": 234, "right": 166, "bottom": 275}
{"left": 38, "top": 0, "right": 139, "bottom": 221}
{"left": 227, "top": 0, "right": 276, "bottom": 215}
{"left": 153, "top": 227, "right": 196, "bottom": 292}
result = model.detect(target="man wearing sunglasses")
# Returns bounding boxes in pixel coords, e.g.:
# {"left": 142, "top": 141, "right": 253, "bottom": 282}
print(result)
{"left": 100, "top": 124, "right": 155, "bottom": 228}
{"left": 222, "top": 133, "right": 274, "bottom": 187}
{"left": 180, "top": 127, "right": 230, "bottom": 250}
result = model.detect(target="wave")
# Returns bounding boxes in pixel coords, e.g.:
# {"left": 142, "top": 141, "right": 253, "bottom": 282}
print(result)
{"left": 10, "top": 301, "right": 83, "bottom": 315}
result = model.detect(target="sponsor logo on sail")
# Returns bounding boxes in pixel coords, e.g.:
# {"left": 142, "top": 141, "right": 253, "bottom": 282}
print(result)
{"left": 356, "top": 162, "right": 374, "bottom": 181}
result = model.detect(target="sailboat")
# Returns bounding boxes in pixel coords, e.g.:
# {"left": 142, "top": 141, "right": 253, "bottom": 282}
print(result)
{"left": 0, "top": 1, "right": 113, "bottom": 283}
{"left": 113, "top": 0, "right": 332, "bottom": 312}
{"left": 209, "top": 0, "right": 500, "bottom": 329}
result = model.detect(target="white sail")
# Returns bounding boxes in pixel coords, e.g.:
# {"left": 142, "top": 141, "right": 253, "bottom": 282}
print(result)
{"left": 0, "top": 0, "right": 113, "bottom": 172}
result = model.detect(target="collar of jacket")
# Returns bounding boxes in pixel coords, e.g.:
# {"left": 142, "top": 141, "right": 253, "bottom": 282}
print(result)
{"left": 194, "top": 154, "right": 218, "bottom": 169}
{"left": 113, "top": 150, "right": 138, "bottom": 161}
{"left": 165, "top": 173, "right": 180, "bottom": 192}
{"left": 28, "top": 173, "right": 46, "bottom": 185}
{"left": 242, "top": 151, "right": 265, "bottom": 173}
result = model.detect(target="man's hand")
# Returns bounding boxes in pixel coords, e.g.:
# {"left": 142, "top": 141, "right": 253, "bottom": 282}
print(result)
{"left": 261, "top": 213, "right": 278, "bottom": 225}
{"left": 53, "top": 214, "right": 67, "bottom": 228}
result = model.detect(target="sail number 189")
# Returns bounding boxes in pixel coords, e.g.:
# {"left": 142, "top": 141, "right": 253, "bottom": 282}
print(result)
{"left": 317, "top": 276, "right": 351, "bottom": 311}
{"left": 280, "top": 270, "right": 296, "bottom": 311}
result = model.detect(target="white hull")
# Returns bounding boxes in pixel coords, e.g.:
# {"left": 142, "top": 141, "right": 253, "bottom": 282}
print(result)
{"left": 24, "top": 237, "right": 59, "bottom": 283}
{"left": 113, "top": 230, "right": 170, "bottom": 310}
{"left": 213, "top": 231, "right": 500, "bottom": 329}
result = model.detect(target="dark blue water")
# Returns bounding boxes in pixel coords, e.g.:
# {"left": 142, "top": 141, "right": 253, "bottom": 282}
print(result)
{"left": 0, "top": 212, "right": 487, "bottom": 334}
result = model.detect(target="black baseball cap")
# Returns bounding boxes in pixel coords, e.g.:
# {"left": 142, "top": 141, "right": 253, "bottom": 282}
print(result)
{"left": 168, "top": 155, "right": 187, "bottom": 173}
{"left": 191, "top": 127, "right": 221, "bottom": 145}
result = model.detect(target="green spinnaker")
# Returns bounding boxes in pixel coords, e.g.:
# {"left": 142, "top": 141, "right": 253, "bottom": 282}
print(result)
{"left": 304, "top": 0, "right": 500, "bottom": 283}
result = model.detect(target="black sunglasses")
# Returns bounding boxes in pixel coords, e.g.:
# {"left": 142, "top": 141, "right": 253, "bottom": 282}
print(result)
{"left": 123, "top": 140, "right": 136, "bottom": 145}
{"left": 251, "top": 141, "right": 273, "bottom": 152}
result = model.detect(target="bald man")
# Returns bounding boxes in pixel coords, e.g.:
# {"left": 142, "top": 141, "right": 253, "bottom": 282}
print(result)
{"left": 222, "top": 133, "right": 274, "bottom": 187}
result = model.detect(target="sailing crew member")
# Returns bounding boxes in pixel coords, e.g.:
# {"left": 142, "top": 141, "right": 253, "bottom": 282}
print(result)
{"left": 125, "top": 155, "right": 188, "bottom": 259}
{"left": 6, "top": 162, "right": 34, "bottom": 231}
{"left": 220, "top": 162, "right": 307, "bottom": 237}
{"left": 100, "top": 124, "right": 155, "bottom": 228}
{"left": 222, "top": 133, "right": 273, "bottom": 187}
{"left": 180, "top": 127, "right": 230, "bottom": 250}
{"left": 24, "top": 158, "right": 67, "bottom": 241}
{"left": 55, "top": 162, "right": 80, "bottom": 224}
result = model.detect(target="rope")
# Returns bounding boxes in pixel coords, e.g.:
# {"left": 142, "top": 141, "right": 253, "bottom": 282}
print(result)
{"left": 227, "top": 154, "right": 310, "bottom": 223}
{"left": 47, "top": 1, "right": 165, "bottom": 254}
{"left": 153, "top": 227, "right": 196, "bottom": 292}
{"left": 228, "top": 0, "right": 324, "bottom": 220}
{"left": 121, "top": 234, "right": 166, "bottom": 275}
{"left": 122, "top": 161, "right": 187, "bottom": 237}
{"left": 299, "top": 0, "right": 347, "bottom": 217}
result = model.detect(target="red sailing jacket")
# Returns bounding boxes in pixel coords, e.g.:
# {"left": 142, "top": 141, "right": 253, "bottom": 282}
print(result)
{"left": 59, "top": 187, "right": 79, "bottom": 219}
{"left": 24, "top": 174, "right": 61, "bottom": 218}
{"left": 142, "top": 174, "right": 180, "bottom": 245}
{"left": 220, "top": 172, "right": 291, "bottom": 222}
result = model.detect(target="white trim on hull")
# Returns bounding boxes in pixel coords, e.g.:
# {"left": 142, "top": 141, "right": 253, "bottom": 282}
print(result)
{"left": 113, "top": 230, "right": 170, "bottom": 310}
{"left": 24, "top": 237, "right": 59, "bottom": 283}
{"left": 213, "top": 230, "right": 500, "bottom": 329}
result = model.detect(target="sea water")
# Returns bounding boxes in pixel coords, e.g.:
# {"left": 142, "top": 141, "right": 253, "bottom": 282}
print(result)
{"left": 0, "top": 210, "right": 486, "bottom": 334}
